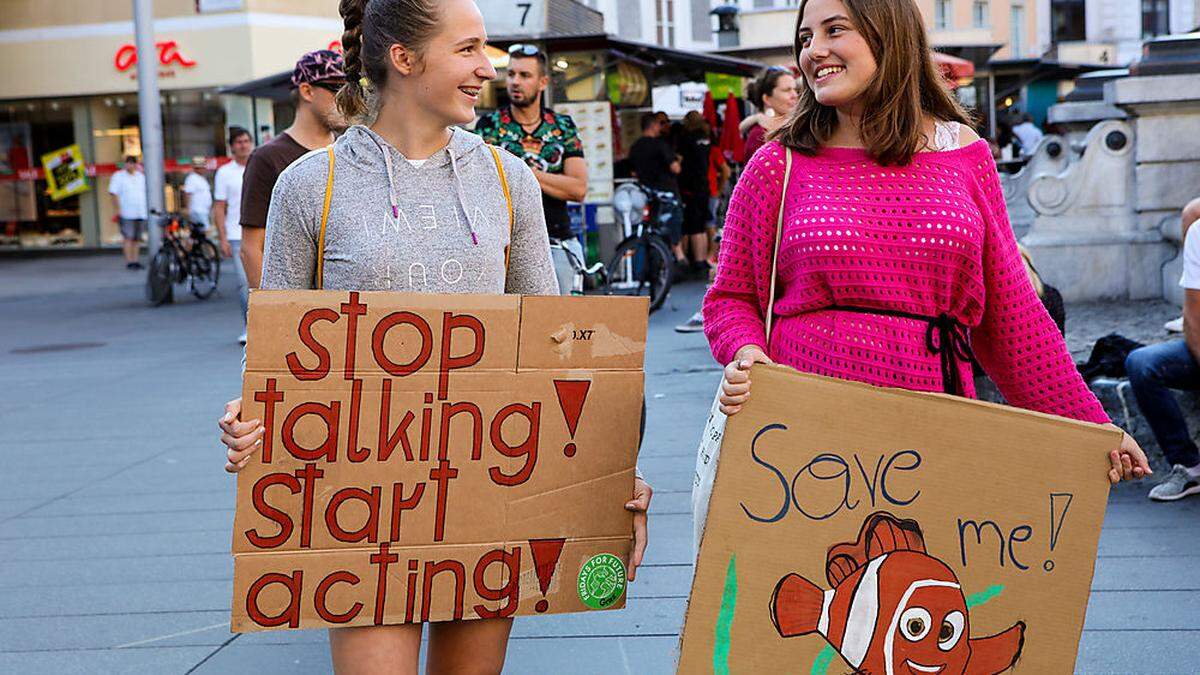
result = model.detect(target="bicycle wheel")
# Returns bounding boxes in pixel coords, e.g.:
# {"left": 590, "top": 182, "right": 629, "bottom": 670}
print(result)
{"left": 605, "top": 235, "right": 672, "bottom": 313}
{"left": 189, "top": 239, "right": 221, "bottom": 299}
{"left": 145, "top": 246, "right": 175, "bottom": 306}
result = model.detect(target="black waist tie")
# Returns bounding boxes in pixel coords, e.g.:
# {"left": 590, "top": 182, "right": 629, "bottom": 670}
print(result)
{"left": 827, "top": 305, "right": 978, "bottom": 396}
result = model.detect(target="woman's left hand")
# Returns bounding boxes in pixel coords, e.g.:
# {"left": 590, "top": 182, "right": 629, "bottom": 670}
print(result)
{"left": 1108, "top": 432, "right": 1153, "bottom": 484}
{"left": 625, "top": 477, "right": 653, "bottom": 581}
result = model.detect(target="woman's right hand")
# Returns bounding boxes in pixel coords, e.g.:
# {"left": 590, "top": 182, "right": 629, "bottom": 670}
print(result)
{"left": 219, "top": 397, "right": 265, "bottom": 473}
{"left": 719, "top": 345, "right": 773, "bottom": 416}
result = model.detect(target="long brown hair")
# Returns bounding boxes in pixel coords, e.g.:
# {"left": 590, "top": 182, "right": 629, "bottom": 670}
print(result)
{"left": 773, "top": 0, "right": 972, "bottom": 166}
{"left": 336, "top": 0, "right": 442, "bottom": 122}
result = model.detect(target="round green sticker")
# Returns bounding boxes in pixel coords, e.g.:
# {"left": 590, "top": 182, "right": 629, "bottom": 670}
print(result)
{"left": 577, "top": 553, "right": 627, "bottom": 609}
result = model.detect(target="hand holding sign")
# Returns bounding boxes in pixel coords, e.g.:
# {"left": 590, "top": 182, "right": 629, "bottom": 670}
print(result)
{"left": 219, "top": 398, "right": 262, "bottom": 472}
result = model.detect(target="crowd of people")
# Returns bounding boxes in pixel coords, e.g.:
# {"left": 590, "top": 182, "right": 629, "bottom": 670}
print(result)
{"left": 202, "top": 0, "right": 1190, "bottom": 670}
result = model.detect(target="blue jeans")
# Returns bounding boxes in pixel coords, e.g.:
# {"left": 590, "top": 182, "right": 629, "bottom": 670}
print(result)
{"left": 229, "top": 240, "right": 248, "bottom": 326}
{"left": 1125, "top": 340, "right": 1200, "bottom": 467}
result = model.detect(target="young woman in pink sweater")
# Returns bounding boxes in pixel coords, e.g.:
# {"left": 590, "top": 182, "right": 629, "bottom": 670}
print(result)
{"left": 704, "top": 0, "right": 1151, "bottom": 484}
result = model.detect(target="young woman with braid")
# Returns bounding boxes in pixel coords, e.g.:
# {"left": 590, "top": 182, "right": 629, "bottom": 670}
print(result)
{"left": 705, "top": 0, "right": 1152, "bottom": 485}
{"left": 214, "top": 0, "right": 653, "bottom": 671}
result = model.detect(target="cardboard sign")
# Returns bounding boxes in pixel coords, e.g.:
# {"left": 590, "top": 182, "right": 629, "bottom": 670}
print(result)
{"left": 231, "top": 291, "right": 647, "bottom": 632}
{"left": 680, "top": 365, "right": 1121, "bottom": 674}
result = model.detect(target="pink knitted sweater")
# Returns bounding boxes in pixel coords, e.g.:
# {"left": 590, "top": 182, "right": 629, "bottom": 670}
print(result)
{"left": 703, "top": 139, "right": 1109, "bottom": 424}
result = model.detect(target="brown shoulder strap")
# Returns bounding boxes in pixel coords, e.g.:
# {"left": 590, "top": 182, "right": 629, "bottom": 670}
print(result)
{"left": 315, "top": 145, "right": 335, "bottom": 290}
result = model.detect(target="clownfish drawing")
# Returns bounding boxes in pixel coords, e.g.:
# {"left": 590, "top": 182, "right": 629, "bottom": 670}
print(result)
{"left": 770, "top": 512, "right": 1026, "bottom": 675}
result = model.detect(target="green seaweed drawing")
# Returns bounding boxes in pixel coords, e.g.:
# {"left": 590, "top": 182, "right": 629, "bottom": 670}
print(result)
{"left": 713, "top": 556, "right": 738, "bottom": 675}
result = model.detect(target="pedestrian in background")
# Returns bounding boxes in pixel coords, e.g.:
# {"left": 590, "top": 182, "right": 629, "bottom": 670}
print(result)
{"left": 1012, "top": 111, "right": 1044, "bottom": 156}
{"left": 217, "top": 0, "right": 652, "bottom": 671}
{"left": 1125, "top": 209, "right": 1200, "bottom": 501}
{"left": 704, "top": 0, "right": 1150, "bottom": 490}
{"left": 181, "top": 157, "right": 212, "bottom": 233}
{"left": 475, "top": 43, "right": 588, "bottom": 295}
{"left": 741, "top": 67, "right": 799, "bottom": 161}
{"left": 108, "top": 155, "right": 147, "bottom": 269}
{"left": 212, "top": 126, "right": 254, "bottom": 343}
{"left": 238, "top": 49, "right": 347, "bottom": 295}
{"left": 678, "top": 111, "right": 714, "bottom": 275}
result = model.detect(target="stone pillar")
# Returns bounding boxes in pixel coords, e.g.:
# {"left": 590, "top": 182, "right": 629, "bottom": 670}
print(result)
{"left": 1022, "top": 119, "right": 1174, "bottom": 301}
{"left": 1108, "top": 72, "right": 1200, "bottom": 306}
{"left": 1001, "top": 135, "right": 1074, "bottom": 239}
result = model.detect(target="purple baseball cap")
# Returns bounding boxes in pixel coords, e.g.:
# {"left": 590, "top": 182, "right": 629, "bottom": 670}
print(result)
{"left": 291, "top": 49, "right": 346, "bottom": 88}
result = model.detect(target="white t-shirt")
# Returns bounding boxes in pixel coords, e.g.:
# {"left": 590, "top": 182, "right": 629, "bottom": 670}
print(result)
{"left": 108, "top": 169, "right": 148, "bottom": 220}
{"left": 1013, "top": 122, "right": 1044, "bottom": 156}
{"left": 214, "top": 161, "right": 246, "bottom": 242}
{"left": 182, "top": 172, "right": 212, "bottom": 219}
{"left": 1179, "top": 224, "right": 1200, "bottom": 290}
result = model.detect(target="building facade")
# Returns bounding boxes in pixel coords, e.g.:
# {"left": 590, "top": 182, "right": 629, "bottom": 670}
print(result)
{"left": 1048, "top": 0, "right": 1198, "bottom": 65}
{"left": 0, "top": 0, "right": 343, "bottom": 251}
{"left": 586, "top": 0, "right": 720, "bottom": 51}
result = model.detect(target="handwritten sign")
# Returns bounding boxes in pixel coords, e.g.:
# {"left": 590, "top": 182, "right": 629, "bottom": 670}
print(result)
{"left": 231, "top": 291, "right": 647, "bottom": 631}
{"left": 680, "top": 365, "right": 1119, "bottom": 674}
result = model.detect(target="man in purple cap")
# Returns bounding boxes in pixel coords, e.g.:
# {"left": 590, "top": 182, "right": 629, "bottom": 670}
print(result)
{"left": 238, "top": 49, "right": 347, "bottom": 330}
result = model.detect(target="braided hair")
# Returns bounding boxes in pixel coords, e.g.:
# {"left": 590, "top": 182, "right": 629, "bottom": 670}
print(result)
{"left": 337, "top": 0, "right": 441, "bottom": 122}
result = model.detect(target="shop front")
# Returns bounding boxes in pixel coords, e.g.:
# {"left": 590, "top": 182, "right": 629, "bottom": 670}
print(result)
{"left": 0, "top": 8, "right": 343, "bottom": 252}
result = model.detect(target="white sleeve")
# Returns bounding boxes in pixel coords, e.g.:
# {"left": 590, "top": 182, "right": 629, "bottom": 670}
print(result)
{"left": 213, "top": 168, "right": 228, "bottom": 201}
{"left": 107, "top": 172, "right": 122, "bottom": 195}
{"left": 1180, "top": 225, "right": 1200, "bottom": 290}
{"left": 182, "top": 175, "right": 198, "bottom": 195}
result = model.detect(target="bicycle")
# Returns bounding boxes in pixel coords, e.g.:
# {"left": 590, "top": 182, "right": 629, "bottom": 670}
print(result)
{"left": 550, "top": 237, "right": 608, "bottom": 295}
{"left": 606, "top": 181, "right": 676, "bottom": 313}
{"left": 146, "top": 211, "right": 221, "bottom": 305}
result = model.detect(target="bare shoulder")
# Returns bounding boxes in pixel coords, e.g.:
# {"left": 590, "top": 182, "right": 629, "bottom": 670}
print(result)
{"left": 958, "top": 124, "right": 982, "bottom": 148}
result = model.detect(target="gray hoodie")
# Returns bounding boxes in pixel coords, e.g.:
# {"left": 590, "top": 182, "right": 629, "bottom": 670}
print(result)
{"left": 261, "top": 124, "right": 557, "bottom": 295}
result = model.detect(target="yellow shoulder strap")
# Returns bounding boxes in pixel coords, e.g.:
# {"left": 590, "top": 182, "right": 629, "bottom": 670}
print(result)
{"left": 486, "top": 145, "right": 515, "bottom": 271}
{"left": 316, "top": 145, "right": 335, "bottom": 290}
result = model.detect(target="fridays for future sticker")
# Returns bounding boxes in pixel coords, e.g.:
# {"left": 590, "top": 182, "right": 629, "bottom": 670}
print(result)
{"left": 577, "top": 553, "right": 627, "bottom": 609}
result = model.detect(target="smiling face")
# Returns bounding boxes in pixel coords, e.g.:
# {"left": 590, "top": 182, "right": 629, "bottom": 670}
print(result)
{"left": 399, "top": 0, "right": 497, "bottom": 126}
{"left": 796, "top": 0, "right": 878, "bottom": 112}
{"left": 887, "top": 584, "right": 971, "bottom": 675}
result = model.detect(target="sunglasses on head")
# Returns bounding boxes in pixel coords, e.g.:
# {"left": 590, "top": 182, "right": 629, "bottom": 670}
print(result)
{"left": 508, "top": 43, "right": 542, "bottom": 57}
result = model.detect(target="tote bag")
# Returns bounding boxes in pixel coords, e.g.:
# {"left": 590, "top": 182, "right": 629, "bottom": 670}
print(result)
{"left": 691, "top": 148, "right": 793, "bottom": 556}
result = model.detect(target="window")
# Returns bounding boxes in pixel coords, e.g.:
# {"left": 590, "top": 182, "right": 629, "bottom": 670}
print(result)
{"left": 1010, "top": 4, "right": 1026, "bottom": 55}
{"left": 1050, "top": 0, "right": 1085, "bottom": 42}
{"left": 655, "top": 0, "right": 676, "bottom": 47}
{"left": 972, "top": 0, "right": 989, "bottom": 28}
{"left": 1142, "top": 0, "right": 1169, "bottom": 38}
{"left": 934, "top": 0, "right": 952, "bottom": 30}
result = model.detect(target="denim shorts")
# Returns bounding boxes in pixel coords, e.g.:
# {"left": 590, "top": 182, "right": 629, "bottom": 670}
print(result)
{"left": 119, "top": 218, "right": 146, "bottom": 240}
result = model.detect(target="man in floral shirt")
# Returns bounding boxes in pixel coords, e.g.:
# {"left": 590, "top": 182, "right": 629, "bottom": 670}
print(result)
{"left": 476, "top": 44, "right": 588, "bottom": 293}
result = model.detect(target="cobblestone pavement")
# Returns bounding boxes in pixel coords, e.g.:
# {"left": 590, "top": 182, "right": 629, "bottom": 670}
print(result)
{"left": 0, "top": 253, "right": 1195, "bottom": 674}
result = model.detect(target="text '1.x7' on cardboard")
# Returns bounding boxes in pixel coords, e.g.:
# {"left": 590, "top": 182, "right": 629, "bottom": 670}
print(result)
{"left": 231, "top": 291, "right": 648, "bottom": 632}
{"left": 680, "top": 365, "right": 1120, "bottom": 674}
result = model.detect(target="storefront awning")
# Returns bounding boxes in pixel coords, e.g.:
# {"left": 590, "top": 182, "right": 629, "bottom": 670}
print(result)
{"left": 933, "top": 44, "right": 1003, "bottom": 68}
{"left": 218, "top": 71, "right": 294, "bottom": 102}
{"left": 220, "top": 34, "right": 765, "bottom": 101}
{"left": 987, "top": 58, "right": 1108, "bottom": 105}
{"left": 932, "top": 51, "right": 975, "bottom": 89}
{"left": 487, "top": 33, "right": 766, "bottom": 84}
